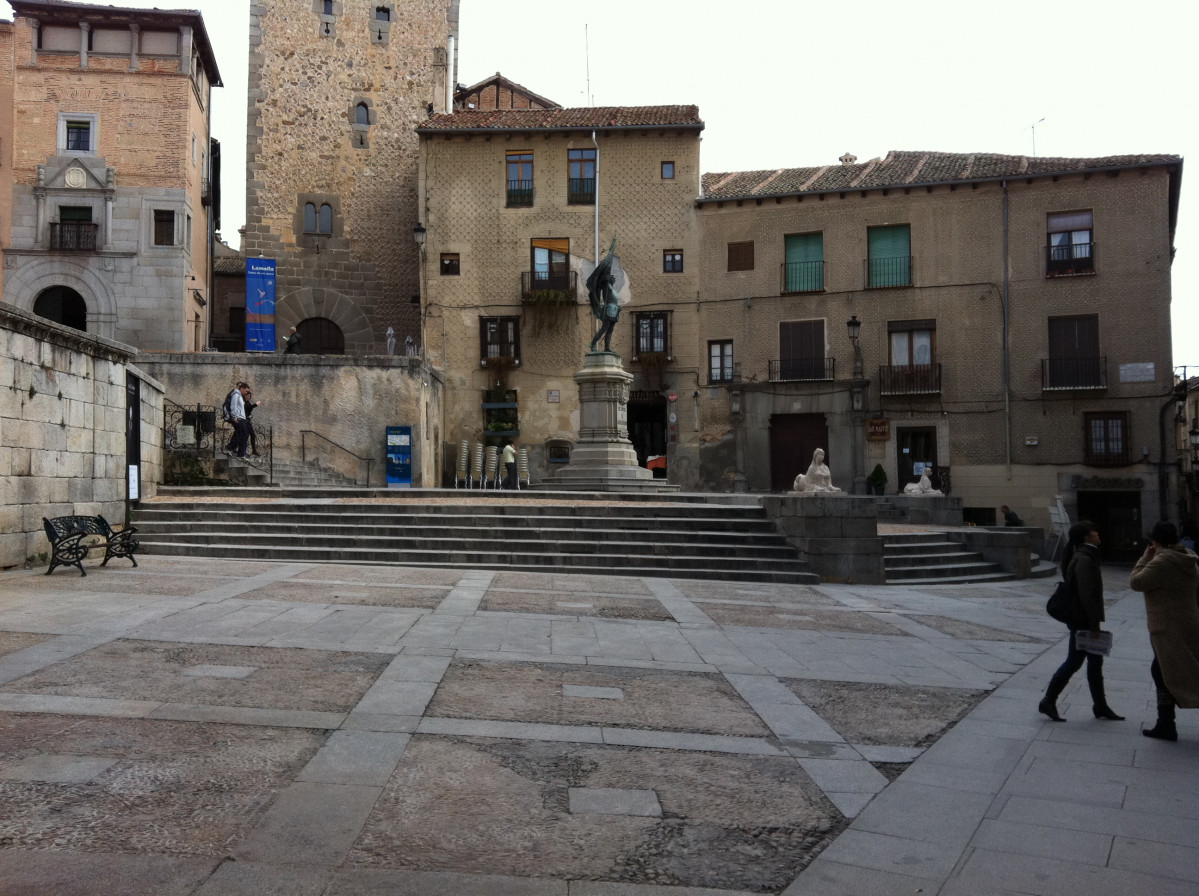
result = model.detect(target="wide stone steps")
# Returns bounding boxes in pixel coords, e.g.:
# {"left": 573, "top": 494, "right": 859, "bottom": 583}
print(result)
{"left": 134, "top": 491, "right": 818, "bottom": 584}
{"left": 882, "top": 534, "right": 1012, "bottom": 584}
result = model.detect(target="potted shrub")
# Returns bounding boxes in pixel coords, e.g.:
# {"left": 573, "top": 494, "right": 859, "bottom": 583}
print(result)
{"left": 867, "top": 464, "right": 888, "bottom": 495}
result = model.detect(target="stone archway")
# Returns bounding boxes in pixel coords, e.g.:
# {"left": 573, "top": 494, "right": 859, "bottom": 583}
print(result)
{"left": 276, "top": 287, "right": 374, "bottom": 354}
{"left": 34, "top": 286, "right": 88, "bottom": 331}
{"left": 2, "top": 257, "right": 118, "bottom": 340}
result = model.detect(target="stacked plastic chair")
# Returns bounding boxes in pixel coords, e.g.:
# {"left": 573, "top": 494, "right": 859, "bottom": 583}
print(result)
{"left": 469, "top": 442, "right": 484, "bottom": 489}
{"left": 455, "top": 439, "right": 469, "bottom": 488}
{"left": 517, "top": 447, "right": 531, "bottom": 490}
{"left": 483, "top": 445, "right": 499, "bottom": 489}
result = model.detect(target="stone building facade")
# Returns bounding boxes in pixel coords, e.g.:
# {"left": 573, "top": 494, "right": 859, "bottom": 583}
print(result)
{"left": 242, "top": 0, "right": 460, "bottom": 356}
{"left": 697, "top": 151, "right": 1183, "bottom": 553}
{"left": 415, "top": 105, "right": 703, "bottom": 484}
{"left": 0, "top": 0, "right": 222, "bottom": 352}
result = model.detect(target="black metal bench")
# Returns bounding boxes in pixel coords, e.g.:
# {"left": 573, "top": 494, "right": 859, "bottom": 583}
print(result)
{"left": 42, "top": 515, "right": 139, "bottom": 576}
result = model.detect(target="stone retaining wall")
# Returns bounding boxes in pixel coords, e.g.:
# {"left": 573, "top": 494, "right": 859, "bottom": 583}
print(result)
{"left": 1, "top": 303, "right": 163, "bottom": 568}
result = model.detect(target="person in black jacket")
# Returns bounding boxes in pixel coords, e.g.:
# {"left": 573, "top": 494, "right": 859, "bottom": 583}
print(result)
{"left": 1038, "top": 521, "right": 1124, "bottom": 722}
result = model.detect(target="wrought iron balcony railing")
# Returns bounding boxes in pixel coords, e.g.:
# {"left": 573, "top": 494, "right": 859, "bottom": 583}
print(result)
{"left": 879, "top": 363, "right": 942, "bottom": 395}
{"left": 49, "top": 222, "right": 98, "bottom": 251}
{"left": 506, "top": 179, "right": 533, "bottom": 207}
{"left": 1042, "top": 356, "right": 1107, "bottom": 390}
{"left": 1046, "top": 243, "right": 1096, "bottom": 277}
{"left": 521, "top": 270, "right": 577, "bottom": 304}
{"left": 768, "top": 357, "right": 835, "bottom": 383}
{"left": 865, "top": 255, "right": 912, "bottom": 289}
{"left": 780, "top": 260, "right": 825, "bottom": 294}
{"left": 567, "top": 177, "right": 595, "bottom": 204}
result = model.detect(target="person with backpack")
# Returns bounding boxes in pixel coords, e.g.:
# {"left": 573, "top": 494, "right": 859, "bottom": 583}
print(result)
{"left": 1038, "top": 521, "right": 1123, "bottom": 722}
{"left": 224, "top": 382, "right": 250, "bottom": 458}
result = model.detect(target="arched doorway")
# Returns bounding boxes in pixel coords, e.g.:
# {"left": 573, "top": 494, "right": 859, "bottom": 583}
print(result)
{"left": 34, "top": 286, "right": 88, "bottom": 331}
{"left": 296, "top": 316, "right": 345, "bottom": 354}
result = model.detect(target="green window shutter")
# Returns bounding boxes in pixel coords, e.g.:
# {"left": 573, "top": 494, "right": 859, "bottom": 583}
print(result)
{"left": 783, "top": 233, "right": 824, "bottom": 292}
{"left": 868, "top": 225, "right": 911, "bottom": 287}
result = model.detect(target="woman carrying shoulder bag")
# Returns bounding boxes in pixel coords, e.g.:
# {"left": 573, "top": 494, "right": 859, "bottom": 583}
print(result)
{"left": 1038, "top": 521, "right": 1124, "bottom": 722}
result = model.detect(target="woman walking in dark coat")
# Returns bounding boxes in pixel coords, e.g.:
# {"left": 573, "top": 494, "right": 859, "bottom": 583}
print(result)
{"left": 1129, "top": 521, "right": 1199, "bottom": 741}
{"left": 1039, "top": 521, "right": 1124, "bottom": 722}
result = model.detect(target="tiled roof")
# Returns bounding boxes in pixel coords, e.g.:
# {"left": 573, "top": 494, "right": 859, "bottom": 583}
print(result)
{"left": 700, "top": 150, "right": 1182, "bottom": 200}
{"left": 418, "top": 106, "right": 703, "bottom": 133}
{"left": 455, "top": 72, "right": 561, "bottom": 110}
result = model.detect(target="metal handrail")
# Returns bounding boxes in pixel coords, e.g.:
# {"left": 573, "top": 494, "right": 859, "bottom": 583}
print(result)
{"left": 301, "top": 430, "right": 372, "bottom": 485}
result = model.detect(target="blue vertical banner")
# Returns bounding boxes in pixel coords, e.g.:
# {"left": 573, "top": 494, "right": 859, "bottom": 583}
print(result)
{"left": 245, "top": 258, "right": 277, "bottom": 352}
{"left": 386, "top": 425, "right": 413, "bottom": 488}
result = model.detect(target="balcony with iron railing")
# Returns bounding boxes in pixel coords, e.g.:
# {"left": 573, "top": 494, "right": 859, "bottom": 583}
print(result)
{"left": 780, "top": 260, "right": 825, "bottom": 294}
{"left": 768, "top": 357, "right": 835, "bottom": 383}
{"left": 879, "top": 363, "right": 942, "bottom": 395}
{"left": 49, "top": 222, "right": 98, "bottom": 251}
{"left": 507, "top": 179, "right": 534, "bottom": 207}
{"left": 1046, "top": 243, "right": 1096, "bottom": 277}
{"left": 567, "top": 177, "right": 595, "bottom": 204}
{"left": 865, "top": 255, "right": 912, "bottom": 289}
{"left": 1042, "top": 356, "right": 1107, "bottom": 390}
{"left": 521, "top": 270, "right": 577, "bottom": 305}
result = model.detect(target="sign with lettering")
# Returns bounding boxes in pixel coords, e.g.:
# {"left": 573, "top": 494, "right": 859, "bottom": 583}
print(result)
{"left": 866, "top": 418, "right": 890, "bottom": 441}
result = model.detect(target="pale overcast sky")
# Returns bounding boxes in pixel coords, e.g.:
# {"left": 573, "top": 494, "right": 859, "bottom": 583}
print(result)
{"left": 3, "top": 0, "right": 1194, "bottom": 364}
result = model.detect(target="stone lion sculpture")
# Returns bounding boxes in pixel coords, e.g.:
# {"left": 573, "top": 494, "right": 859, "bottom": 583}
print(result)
{"left": 792, "top": 448, "right": 844, "bottom": 494}
{"left": 903, "top": 470, "right": 944, "bottom": 497}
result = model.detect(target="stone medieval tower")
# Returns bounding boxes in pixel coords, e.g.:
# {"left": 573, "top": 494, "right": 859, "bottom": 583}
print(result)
{"left": 243, "top": 0, "right": 459, "bottom": 354}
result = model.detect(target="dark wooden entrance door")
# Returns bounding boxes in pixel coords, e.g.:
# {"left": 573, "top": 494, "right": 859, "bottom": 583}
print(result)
{"left": 769, "top": 413, "right": 829, "bottom": 491}
{"left": 1077, "top": 490, "right": 1143, "bottom": 562}
{"left": 627, "top": 394, "right": 667, "bottom": 474}
{"left": 897, "top": 426, "right": 938, "bottom": 491}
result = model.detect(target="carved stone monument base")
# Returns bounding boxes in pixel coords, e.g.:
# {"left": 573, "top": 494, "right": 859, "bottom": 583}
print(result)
{"left": 550, "top": 352, "right": 669, "bottom": 492}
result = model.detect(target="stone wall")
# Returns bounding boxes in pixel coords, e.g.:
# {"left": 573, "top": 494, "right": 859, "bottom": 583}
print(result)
{"left": 0, "top": 303, "right": 163, "bottom": 569}
{"left": 760, "top": 495, "right": 886, "bottom": 585}
{"left": 136, "top": 351, "right": 443, "bottom": 487}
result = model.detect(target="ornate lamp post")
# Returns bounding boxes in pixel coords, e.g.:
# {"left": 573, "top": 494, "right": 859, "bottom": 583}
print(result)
{"left": 847, "top": 315, "right": 868, "bottom": 493}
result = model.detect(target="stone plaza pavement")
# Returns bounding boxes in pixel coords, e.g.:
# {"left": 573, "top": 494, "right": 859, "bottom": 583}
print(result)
{"left": 0, "top": 556, "right": 1195, "bottom": 895}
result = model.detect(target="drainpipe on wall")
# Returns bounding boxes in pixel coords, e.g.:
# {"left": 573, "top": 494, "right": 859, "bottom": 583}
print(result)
{"left": 1002, "top": 180, "right": 1012, "bottom": 480}
{"left": 592, "top": 131, "right": 600, "bottom": 263}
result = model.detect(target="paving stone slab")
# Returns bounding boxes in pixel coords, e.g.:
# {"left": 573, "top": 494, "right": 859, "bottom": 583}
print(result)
{"left": 569, "top": 787, "right": 662, "bottom": 817}
{"left": 428, "top": 660, "right": 770, "bottom": 735}
{"left": 348, "top": 735, "right": 840, "bottom": 892}
{"left": 0, "top": 848, "right": 217, "bottom": 896}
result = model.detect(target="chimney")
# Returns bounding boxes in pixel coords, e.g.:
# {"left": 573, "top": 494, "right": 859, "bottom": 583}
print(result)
{"left": 839, "top": 152, "right": 858, "bottom": 166}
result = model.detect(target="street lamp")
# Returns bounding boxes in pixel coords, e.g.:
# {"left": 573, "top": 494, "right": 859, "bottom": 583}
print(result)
{"left": 413, "top": 222, "right": 427, "bottom": 250}
{"left": 847, "top": 315, "right": 863, "bottom": 379}
{"left": 846, "top": 315, "right": 868, "bottom": 494}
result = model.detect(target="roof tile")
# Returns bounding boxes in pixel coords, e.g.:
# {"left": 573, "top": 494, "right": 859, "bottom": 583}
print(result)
{"left": 700, "top": 150, "right": 1181, "bottom": 200}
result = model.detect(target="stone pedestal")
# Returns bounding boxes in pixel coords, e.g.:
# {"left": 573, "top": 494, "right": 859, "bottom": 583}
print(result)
{"left": 550, "top": 352, "right": 665, "bottom": 492}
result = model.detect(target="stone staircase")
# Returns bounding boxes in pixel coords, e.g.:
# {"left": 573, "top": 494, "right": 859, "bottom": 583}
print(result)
{"left": 882, "top": 531, "right": 1056, "bottom": 585}
{"left": 133, "top": 489, "right": 820, "bottom": 584}
{"left": 213, "top": 455, "right": 361, "bottom": 488}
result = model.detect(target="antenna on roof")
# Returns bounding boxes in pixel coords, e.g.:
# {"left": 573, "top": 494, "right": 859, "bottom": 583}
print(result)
{"left": 585, "top": 24, "right": 593, "bottom": 107}
{"left": 1028, "top": 118, "right": 1045, "bottom": 157}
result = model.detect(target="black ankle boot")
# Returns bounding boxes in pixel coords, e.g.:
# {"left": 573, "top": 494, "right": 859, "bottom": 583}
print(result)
{"left": 1039, "top": 695, "right": 1065, "bottom": 721}
{"left": 1144, "top": 704, "right": 1178, "bottom": 741}
{"left": 1093, "top": 704, "right": 1125, "bottom": 721}
{"left": 1039, "top": 675, "right": 1068, "bottom": 721}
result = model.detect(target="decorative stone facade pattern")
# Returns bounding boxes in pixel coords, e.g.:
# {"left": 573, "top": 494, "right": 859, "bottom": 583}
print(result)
{"left": 697, "top": 155, "right": 1181, "bottom": 524}
{"left": 417, "top": 114, "right": 702, "bottom": 462}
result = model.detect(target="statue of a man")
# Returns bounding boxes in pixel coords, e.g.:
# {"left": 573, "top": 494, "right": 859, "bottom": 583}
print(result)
{"left": 587, "top": 238, "right": 620, "bottom": 353}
